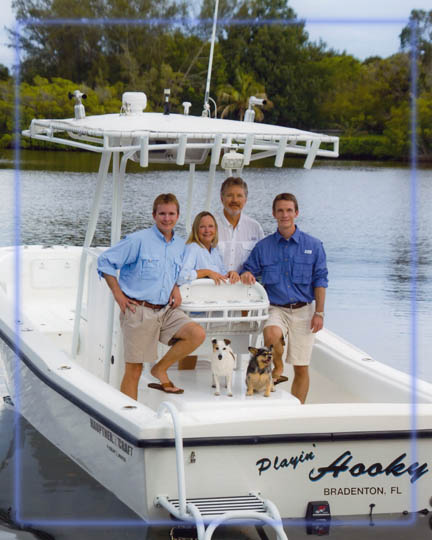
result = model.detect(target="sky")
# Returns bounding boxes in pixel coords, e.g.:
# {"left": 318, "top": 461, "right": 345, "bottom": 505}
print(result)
{"left": 0, "top": 0, "right": 431, "bottom": 70}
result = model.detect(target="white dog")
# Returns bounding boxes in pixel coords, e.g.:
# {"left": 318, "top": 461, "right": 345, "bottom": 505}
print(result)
{"left": 211, "top": 338, "right": 236, "bottom": 397}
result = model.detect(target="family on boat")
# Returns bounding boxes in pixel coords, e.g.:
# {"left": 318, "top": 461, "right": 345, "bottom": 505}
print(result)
{"left": 97, "top": 176, "right": 328, "bottom": 404}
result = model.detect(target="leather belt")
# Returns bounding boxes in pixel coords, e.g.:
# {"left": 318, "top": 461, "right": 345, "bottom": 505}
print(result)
{"left": 272, "top": 302, "right": 309, "bottom": 310}
{"left": 127, "top": 296, "right": 165, "bottom": 310}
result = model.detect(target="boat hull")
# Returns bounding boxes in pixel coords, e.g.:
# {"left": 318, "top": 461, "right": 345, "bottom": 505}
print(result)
{"left": 0, "top": 245, "right": 431, "bottom": 521}
{"left": 0, "top": 332, "right": 149, "bottom": 520}
{"left": 1, "top": 333, "right": 431, "bottom": 521}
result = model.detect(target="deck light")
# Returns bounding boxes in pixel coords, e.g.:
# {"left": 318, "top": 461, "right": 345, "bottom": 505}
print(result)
{"left": 244, "top": 95, "right": 267, "bottom": 123}
{"left": 221, "top": 150, "right": 244, "bottom": 170}
{"left": 164, "top": 88, "right": 171, "bottom": 115}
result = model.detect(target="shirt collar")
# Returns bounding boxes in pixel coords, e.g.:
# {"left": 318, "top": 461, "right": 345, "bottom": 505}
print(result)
{"left": 152, "top": 224, "right": 176, "bottom": 244}
{"left": 221, "top": 209, "right": 243, "bottom": 230}
{"left": 275, "top": 225, "right": 300, "bottom": 243}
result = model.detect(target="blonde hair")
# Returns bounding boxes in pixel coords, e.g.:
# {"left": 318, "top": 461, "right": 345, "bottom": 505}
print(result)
{"left": 186, "top": 211, "right": 219, "bottom": 249}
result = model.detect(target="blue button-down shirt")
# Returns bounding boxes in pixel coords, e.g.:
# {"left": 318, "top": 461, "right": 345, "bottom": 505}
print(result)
{"left": 242, "top": 227, "right": 328, "bottom": 305}
{"left": 177, "top": 242, "right": 227, "bottom": 285}
{"left": 97, "top": 225, "right": 185, "bottom": 304}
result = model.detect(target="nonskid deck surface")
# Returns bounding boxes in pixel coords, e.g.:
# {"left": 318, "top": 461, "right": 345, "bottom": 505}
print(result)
{"left": 138, "top": 362, "right": 300, "bottom": 412}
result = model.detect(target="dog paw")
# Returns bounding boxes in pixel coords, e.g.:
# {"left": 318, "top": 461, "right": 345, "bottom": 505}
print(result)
{"left": 264, "top": 393, "right": 270, "bottom": 397}
{"left": 228, "top": 393, "right": 233, "bottom": 397}
{"left": 214, "top": 391, "right": 220, "bottom": 396}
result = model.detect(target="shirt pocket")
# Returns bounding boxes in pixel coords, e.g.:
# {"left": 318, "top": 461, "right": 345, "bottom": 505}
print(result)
{"left": 140, "top": 256, "right": 160, "bottom": 279}
{"left": 241, "top": 241, "right": 256, "bottom": 259}
{"left": 262, "top": 263, "right": 279, "bottom": 285}
{"left": 292, "top": 255, "right": 313, "bottom": 284}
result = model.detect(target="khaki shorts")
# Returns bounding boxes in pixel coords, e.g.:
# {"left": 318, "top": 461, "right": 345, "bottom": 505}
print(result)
{"left": 263, "top": 304, "right": 315, "bottom": 366}
{"left": 119, "top": 305, "right": 192, "bottom": 364}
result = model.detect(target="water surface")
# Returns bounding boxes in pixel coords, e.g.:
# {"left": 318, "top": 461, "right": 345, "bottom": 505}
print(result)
{"left": 0, "top": 154, "right": 431, "bottom": 539}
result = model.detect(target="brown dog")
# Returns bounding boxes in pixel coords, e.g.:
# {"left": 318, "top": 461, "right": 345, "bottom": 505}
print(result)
{"left": 246, "top": 346, "right": 274, "bottom": 397}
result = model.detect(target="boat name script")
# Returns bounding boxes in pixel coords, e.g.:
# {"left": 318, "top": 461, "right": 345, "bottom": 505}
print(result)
{"left": 256, "top": 451, "right": 315, "bottom": 476}
{"left": 309, "top": 451, "right": 428, "bottom": 484}
{"left": 89, "top": 418, "right": 133, "bottom": 457}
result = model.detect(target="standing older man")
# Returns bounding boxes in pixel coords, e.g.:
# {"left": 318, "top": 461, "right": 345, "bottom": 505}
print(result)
{"left": 97, "top": 193, "right": 205, "bottom": 399}
{"left": 216, "top": 177, "right": 264, "bottom": 273}
{"left": 241, "top": 193, "right": 328, "bottom": 404}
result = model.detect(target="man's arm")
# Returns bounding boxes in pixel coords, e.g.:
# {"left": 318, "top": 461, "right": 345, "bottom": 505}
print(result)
{"left": 240, "top": 243, "right": 262, "bottom": 285}
{"left": 310, "top": 286, "right": 326, "bottom": 333}
{"left": 169, "top": 284, "right": 182, "bottom": 309}
{"left": 103, "top": 273, "right": 138, "bottom": 314}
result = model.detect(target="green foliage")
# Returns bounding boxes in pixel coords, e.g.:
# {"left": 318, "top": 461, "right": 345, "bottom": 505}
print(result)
{"left": 0, "top": 76, "right": 123, "bottom": 149}
{"left": 0, "top": 64, "right": 10, "bottom": 81}
{"left": 400, "top": 9, "right": 432, "bottom": 90}
{"left": 217, "top": 69, "right": 272, "bottom": 120}
{"left": 2, "top": 0, "right": 431, "bottom": 160}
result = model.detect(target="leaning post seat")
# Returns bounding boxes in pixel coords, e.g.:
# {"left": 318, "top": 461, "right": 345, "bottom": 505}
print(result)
{"left": 178, "top": 279, "right": 269, "bottom": 359}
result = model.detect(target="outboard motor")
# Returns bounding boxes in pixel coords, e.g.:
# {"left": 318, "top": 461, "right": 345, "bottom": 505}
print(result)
{"left": 68, "top": 90, "right": 87, "bottom": 120}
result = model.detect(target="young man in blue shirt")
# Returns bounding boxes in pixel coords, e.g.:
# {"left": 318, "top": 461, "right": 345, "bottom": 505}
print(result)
{"left": 97, "top": 193, "right": 205, "bottom": 398}
{"left": 241, "top": 193, "right": 328, "bottom": 403}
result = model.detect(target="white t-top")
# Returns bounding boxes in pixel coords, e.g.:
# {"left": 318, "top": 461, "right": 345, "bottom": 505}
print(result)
{"left": 216, "top": 211, "right": 265, "bottom": 273}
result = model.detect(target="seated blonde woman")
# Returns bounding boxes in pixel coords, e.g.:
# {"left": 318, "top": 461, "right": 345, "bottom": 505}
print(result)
{"left": 178, "top": 211, "right": 240, "bottom": 285}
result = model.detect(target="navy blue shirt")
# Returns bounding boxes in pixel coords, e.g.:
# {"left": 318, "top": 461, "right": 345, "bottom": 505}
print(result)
{"left": 241, "top": 227, "right": 328, "bottom": 305}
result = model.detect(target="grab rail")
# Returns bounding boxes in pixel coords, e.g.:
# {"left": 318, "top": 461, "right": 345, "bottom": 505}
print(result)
{"left": 156, "top": 401, "right": 187, "bottom": 519}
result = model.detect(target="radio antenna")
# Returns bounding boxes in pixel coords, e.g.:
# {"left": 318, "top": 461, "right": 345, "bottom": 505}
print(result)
{"left": 202, "top": 0, "right": 219, "bottom": 117}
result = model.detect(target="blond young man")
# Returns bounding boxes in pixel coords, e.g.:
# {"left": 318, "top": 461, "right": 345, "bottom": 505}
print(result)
{"left": 97, "top": 193, "right": 205, "bottom": 398}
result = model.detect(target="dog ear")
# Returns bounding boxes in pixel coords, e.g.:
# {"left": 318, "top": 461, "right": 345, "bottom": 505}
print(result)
{"left": 224, "top": 339, "right": 231, "bottom": 346}
{"left": 269, "top": 345, "right": 273, "bottom": 352}
{"left": 248, "top": 347, "right": 258, "bottom": 356}
{"left": 212, "top": 338, "right": 217, "bottom": 344}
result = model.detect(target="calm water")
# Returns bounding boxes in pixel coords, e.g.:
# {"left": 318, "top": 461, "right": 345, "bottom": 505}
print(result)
{"left": 0, "top": 151, "right": 431, "bottom": 539}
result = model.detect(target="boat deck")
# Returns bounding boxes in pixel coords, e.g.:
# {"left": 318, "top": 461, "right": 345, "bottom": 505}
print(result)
{"left": 137, "top": 361, "right": 301, "bottom": 412}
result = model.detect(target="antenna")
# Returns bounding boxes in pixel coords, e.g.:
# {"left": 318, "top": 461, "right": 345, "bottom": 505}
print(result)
{"left": 202, "top": 0, "right": 219, "bottom": 117}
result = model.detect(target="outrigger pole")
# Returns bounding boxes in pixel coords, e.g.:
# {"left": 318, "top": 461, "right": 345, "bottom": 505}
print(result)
{"left": 203, "top": 0, "right": 220, "bottom": 117}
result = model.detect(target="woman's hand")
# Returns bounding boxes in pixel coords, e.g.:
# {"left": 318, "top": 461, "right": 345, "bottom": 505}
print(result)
{"left": 207, "top": 270, "right": 227, "bottom": 285}
{"left": 227, "top": 271, "right": 240, "bottom": 284}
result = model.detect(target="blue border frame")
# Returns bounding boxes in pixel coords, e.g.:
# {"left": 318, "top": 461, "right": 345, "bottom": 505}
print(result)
{"left": 11, "top": 14, "right": 422, "bottom": 532}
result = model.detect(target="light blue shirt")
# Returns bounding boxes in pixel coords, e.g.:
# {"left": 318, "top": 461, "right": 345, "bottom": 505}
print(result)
{"left": 177, "top": 242, "right": 227, "bottom": 285}
{"left": 242, "top": 226, "right": 328, "bottom": 305}
{"left": 97, "top": 225, "right": 185, "bottom": 304}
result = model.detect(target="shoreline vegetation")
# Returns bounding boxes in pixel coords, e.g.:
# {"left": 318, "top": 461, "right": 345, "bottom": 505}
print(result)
{"left": 1, "top": 2, "right": 431, "bottom": 163}
{"left": 2, "top": 148, "right": 431, "bottom": 172}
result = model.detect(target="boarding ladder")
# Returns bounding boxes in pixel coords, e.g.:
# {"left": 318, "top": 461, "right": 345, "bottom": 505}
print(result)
{"left": 155, "top": 402, "right": 288, "bottom": 540}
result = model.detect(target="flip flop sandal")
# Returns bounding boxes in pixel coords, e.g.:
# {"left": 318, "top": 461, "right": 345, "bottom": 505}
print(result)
{"left": 273, "top": 375, "right": 289, "bottom": 385}
{"left": 148, "top": 381, "right": 184, "bottom": 394}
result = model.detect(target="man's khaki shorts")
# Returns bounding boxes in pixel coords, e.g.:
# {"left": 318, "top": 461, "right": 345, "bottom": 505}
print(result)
{"left": 119, "top": 304, "right": 192, "bottom": 364}
{"left": 263, "top": 303, "right": 315, "bottom": 366}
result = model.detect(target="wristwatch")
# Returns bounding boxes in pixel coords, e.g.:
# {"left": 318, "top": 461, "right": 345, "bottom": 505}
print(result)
{"left": 314, "top": 311, "right": 324, "bottom": 318}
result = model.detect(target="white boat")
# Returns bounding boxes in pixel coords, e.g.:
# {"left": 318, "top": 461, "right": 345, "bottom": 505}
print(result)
{"left": 0, "top": 89, "right": 431, "bottom": 539}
